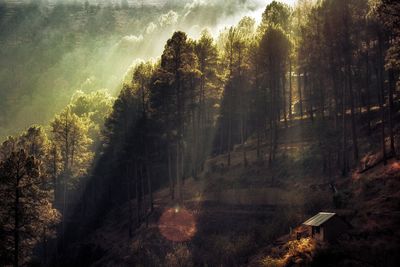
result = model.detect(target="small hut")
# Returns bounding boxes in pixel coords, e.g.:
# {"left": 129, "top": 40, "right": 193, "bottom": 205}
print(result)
{"left": 303, "top": 212, "right": 349, "bottom": 242}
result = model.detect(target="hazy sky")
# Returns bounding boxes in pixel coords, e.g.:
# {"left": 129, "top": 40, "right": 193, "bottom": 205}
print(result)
{"left": 0, "top": 0, "right": 299, "bottom": 139}
{"left": 0, "top": 0, "right": 298, "bottom": 5}
{"left": 265, "top": 0, "right": 297, "bottom": 5}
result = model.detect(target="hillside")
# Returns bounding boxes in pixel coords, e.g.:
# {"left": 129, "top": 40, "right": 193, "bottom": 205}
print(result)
{"left": 53, "top": 120, "right": 339, "bottom": 266}
{"left": 52, "top": 115, "right": 400, "bottom": 267}
{"left": 0, "top": 0, "right": 264, "bottom": 138}
{"left": 1, "top": 1, "right": 399, "bottom": 266}
{"left": 248, "top": 158, "right": 400, "bottom": 267}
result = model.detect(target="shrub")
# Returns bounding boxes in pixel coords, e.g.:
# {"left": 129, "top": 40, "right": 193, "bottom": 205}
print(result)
{"left": 260, "top": 256, "right": 285, "bottom": 267}
{"left": 165, "top": 244, "right": 193, "bottom": 267}
{"left": 260, "top": 238, "right": 317, "bottom": 267}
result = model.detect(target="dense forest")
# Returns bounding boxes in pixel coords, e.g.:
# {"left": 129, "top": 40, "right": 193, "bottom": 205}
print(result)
{"left": 0, "top": 0, "right": 263, "bottom": 138}
{"left": 1, "top": 0, "right": 399, "bottom": 266}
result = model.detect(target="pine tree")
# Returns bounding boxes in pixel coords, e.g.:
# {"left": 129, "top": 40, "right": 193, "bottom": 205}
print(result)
{"left": 0, "top": 150, "right": 60, "bottom": 267}
{"left": 50, "top": 107, "right": 92, "bottom": 237}
{"left": 194, "top": 30, "right": 219, "bottom": 175}
{"left": 150, "top": 31, "right": 199, "bottom": 202}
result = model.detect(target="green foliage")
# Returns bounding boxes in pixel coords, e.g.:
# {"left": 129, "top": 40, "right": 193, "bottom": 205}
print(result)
{"left": 0, "top": 150, "right": 60, "bottom": 266}
{"left": 260, "top": 26, "right": 290, "bottom": 70}
{"left": 103, "top": 84, "right": 138, "bottom": 147}
{"left": 260, "top": 1, "right": 292, "bottom": 33}
{"left": 0, "top": 0, "right": 399, "bottom": 265}
{"left": 0, "top": 126, "right": 54, "bottom": 183}
{"left": 18, "top": 125, "right": 49, "bottom": 162}
{"left": 50, "top": 107, "right": 93, "bottom": 182}
{"left": 0, "top": 136, "right": 18, "bottom": 161}
{"left": 1, "top": 0, "right": 262, "bottom": 139}
{"left": 195, "top": 30, "right": 220, "bottom": 100}
{"left": 70, "top": 90, "right": 114, "bottom": 124}
{"left": 151, "top": 31, "right": 199, "bottom": 140}
{"left": 372, "top": 0, "right": 400, "bottom": 71}
{"left": 70, "top": 90, "right": 114, "bottom": 147}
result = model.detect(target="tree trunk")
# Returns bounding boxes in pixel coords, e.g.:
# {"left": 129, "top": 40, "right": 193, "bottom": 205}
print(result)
{"left": 269, "top": 74, "right": 274, "bottom": 166}
{"left": 146, "top": 161, "right": 153, "bottom": 213}
{"left": 269, "top": 118, "right": 273, "bottom": 165}
{"left": 219, "top": 125, "right": 224, "bottom": 155}
{"left": 306, "top": 73, "right": 314, "bottom": 122}
{"left": 167, "top": 145, "right": 174, "bottom": 200}
{"left": 298, "top": 71, "right": 303, "bottom": 118}
{"left": 282, "top": 74, "right": 287, "bottom": 128}
{"left": 257, "top": 123, "right": 261, "bottom": 160}
{"left": 176, "top": 142, "right": 182, "bottom": 203}
{"left": 145, "top": 142, "right": 153, "bottom": 213}
{"left": 378, "top": 35, "right": 387, "bottom": 165}
{"left": 348, "top": 62, "right": 359, "bottom": 162}
{"left": 227, "top": 107, "right": 232, "bottom": 167}
{"left": 289, "top": 60, "right": 293, "bottom": 120}
{"left": 135, "top": 162, "right": 140, "bottom": 226}
{"left": 319, "top": 73, "right": 325, "bottom": 119}
{"left": 388, "top": 70, "right": 396, "bottom": 156}
{"left": 52, "top": 146, "right": 58, "bottom": 203}
{"left": 192, "top": 112, "right": 198, "bottom": 178}
{"left": 14, "top": 180, "right": 20, "bottom": 267}
{"left": 365, "top": 51, "right": 372, "bottom": 135}
{"left": 140, "top": 164, "right": 145, "bottom": 217}
{"left": 42, "top": 227, "right": 47, "bottom": 266}
{"left": 342, "top": 76, "right": 348, "bottom": 176}
{"left": 62, "top": 174, "right": 67, "bottom": 242}
{"left": 240, "top": 87, "right": 248, "bottom": 167}
{"left": 272, "top": 74, "right": 279, "bottom": 162}
{"left": 379, "top": 75, "right": 387, "bottom": 165}
{"left": 181, "top": 141, "right": 185, "bottom": 187}
{"left": 127, "top": 164, "right": 132, "bottom": 238}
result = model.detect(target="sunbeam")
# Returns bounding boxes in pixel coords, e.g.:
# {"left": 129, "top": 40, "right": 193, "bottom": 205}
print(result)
{"left": 0, "top": 0, "right": 399, "bottom": 266}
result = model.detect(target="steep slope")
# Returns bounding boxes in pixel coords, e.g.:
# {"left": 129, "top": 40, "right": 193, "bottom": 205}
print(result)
{"left": 56, "top": 116, "right": 399, "bottom": 266}
{"left": 249, "top": 158, "right": 400, "bottom": 267}
{"left": 58, "top": 121, "right": 338, "bottom": 266}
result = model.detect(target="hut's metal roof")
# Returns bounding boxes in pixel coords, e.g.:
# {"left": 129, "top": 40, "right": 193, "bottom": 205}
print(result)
{"left": 303, "top": 212, "right": 336, "bottom": 226}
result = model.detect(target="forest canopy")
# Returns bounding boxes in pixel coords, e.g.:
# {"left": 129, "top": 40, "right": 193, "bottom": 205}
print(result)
{"left": 0, "top": 0, "right": 399, "bottom": 266}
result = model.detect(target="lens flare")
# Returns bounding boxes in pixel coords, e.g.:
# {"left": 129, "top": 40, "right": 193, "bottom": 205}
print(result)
{"left": 158, "top": 207, "right": 196, "bottom": 242}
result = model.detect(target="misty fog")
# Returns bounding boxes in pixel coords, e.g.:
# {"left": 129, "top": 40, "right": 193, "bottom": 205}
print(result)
{"left": 0, "top": 0, "right": 297, "bottom": 139}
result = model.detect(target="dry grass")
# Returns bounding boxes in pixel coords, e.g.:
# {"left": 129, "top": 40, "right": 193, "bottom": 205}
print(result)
{"left": 165, "top": 244, "right": 193, "bottom": 267}
{"left": 259, "top": 238, "right": 318, "bottom": 267}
